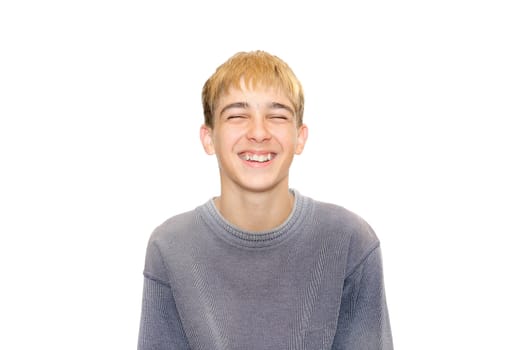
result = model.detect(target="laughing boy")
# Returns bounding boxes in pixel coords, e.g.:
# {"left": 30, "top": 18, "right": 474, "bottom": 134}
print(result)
{"left": 138, "top": 50, "right": 393, "bottom": 349}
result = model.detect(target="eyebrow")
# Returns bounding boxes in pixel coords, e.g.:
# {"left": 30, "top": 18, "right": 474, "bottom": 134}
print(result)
{"left": 219, "top": 101, "right": 295, "bottom": 117}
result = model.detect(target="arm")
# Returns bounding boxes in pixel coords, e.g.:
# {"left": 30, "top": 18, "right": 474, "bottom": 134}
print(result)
{"left": 138, "top": 276, "right": 191, "bottom": 350}
{"left": 332, "top": 245, "right": 394, "bottom": 350}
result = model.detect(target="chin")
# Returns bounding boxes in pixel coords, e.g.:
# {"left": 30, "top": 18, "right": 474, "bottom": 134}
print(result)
{"left": 237, "top": 177, "right": 288, "bottom": 193}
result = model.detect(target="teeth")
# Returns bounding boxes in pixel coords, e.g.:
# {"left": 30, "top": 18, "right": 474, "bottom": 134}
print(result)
{"left": 243, "top": 153, "right": 273, "bottom": 162}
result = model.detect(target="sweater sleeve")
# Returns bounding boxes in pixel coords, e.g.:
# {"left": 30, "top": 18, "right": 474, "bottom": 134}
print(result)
{"left": 137, "top": 276, "right": 191, "bottom": 350}
{"left": 331, "top": 245, "right": 394, "bottom": 350}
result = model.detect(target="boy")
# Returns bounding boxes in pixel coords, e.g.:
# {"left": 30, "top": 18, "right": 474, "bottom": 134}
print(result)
{"left": 138, "top": 50, "right": 393, "bottom": 349}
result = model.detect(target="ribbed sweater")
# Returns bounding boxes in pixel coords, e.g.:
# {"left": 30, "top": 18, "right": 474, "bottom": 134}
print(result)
{"left": 138, "top": 190, "right": 393, "bottom": 349}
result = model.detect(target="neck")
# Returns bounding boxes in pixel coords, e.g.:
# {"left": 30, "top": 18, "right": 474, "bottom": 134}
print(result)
{"left": 214, "top": 187, "right": 294, "bottom": 233}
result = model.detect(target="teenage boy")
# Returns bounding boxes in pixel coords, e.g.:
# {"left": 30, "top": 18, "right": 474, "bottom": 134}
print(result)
{"left": 138, "top": 50, "right": 393, "bottom": 349}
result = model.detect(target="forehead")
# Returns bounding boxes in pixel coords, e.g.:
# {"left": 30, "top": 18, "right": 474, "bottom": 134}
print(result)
{"left": 217, "top": 81, "right": 292, "bottom": 109}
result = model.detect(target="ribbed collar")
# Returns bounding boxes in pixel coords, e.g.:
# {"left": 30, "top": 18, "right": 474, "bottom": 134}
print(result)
{"left": 197, "top": 189, "right": 311, "bottom": 249}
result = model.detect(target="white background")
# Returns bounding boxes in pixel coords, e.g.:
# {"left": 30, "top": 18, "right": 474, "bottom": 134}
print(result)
{"left": 1, "top": 1, "right": 524, "bottom": 349}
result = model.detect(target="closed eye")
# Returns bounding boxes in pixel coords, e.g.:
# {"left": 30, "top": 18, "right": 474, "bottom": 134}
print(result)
{"left": 269, "top": 115, "right": 289, "bottom": 120}
{"left": 226, "top": 115, "right": 246, "bottom": 120}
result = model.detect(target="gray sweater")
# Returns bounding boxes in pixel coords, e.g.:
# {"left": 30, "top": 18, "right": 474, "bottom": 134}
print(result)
{"left": 138, "top": 190, "right": 393, "bottom": 349}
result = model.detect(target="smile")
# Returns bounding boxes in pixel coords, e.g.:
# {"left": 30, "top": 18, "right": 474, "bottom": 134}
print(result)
{"left": 239, "top": 152, "right": 276, "bottom": 163}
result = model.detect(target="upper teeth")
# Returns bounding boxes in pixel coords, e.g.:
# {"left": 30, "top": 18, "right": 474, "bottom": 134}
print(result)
{"left": 243, "top": 153, "right": 273, "bottom": 162}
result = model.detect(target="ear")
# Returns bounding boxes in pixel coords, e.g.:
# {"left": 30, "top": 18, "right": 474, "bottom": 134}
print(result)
{"left": 294, "top": 124, "right": 308, "bottom": 155}
{"left": 200, "top": 124, "right": 215, "bottom": 155}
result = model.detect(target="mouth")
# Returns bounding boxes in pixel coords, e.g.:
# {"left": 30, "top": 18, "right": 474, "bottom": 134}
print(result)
{"left": 238, "top": 152, "right": 276, "bottom": 164}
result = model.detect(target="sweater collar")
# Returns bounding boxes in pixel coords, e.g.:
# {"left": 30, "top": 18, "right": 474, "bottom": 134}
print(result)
{"left": 198, "top": 189, "right": 310, "bottom": 248}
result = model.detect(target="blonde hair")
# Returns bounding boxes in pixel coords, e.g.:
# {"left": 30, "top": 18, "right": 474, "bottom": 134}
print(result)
{"left": 202, "top": 51, "right": 304, "bottom": 128}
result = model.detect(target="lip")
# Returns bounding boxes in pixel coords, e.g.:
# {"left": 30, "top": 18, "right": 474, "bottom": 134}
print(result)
{"left": 238, "top": 151, "right": 277, "bottom": 168}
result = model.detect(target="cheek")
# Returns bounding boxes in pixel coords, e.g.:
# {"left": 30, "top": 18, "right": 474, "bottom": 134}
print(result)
{"left": 274, "top": 129, "right": 299, "bottom": 147}
{"left": 214, "top": 129, "right": 243, "bottom": 151}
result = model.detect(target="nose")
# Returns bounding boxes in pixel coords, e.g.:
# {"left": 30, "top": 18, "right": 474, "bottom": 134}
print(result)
{"left": 246, "top": 117, "right": 271, "bottom": 142}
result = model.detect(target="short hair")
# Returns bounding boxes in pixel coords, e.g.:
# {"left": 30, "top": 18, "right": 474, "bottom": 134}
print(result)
{"left": 201, "top": 50, "right": 304, "bottom": 128}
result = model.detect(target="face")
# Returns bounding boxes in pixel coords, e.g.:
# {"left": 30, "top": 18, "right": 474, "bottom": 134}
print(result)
{"left": 200, "top": 81, "right": 308, "bottom": 195}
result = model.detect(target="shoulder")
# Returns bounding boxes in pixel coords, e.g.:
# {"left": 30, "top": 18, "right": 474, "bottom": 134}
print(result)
{"left": 143, "top": 209, "right": 199, "bottom": 283}
{"left": 149, "top": 209, "right": 198, "bottom": 246}
{"left": 311, "top": 199, "right": 378, "bottom": 243}
{"left": 310, "top": 198, "right": 381, "bottom": 276}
